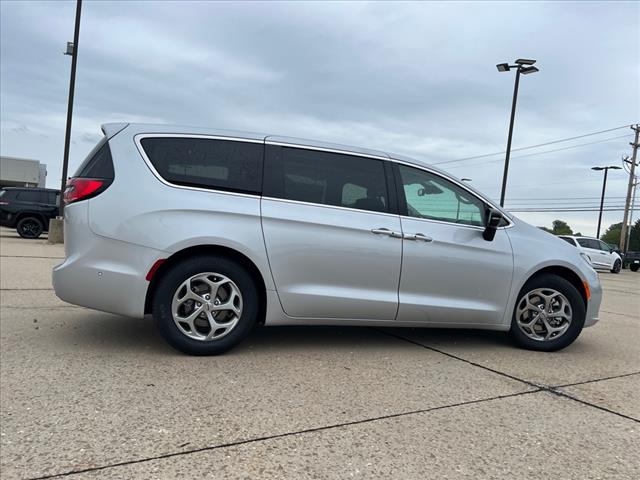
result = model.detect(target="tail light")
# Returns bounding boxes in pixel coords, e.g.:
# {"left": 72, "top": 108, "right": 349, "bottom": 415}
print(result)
{"left": 63, "top": 178, "right": 110, "bottom": 205}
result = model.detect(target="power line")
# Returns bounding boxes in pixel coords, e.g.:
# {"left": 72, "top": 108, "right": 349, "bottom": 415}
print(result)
{"left": 433, "top": 124, "right": 632, "bottom": 166}
{"left": 508, "top": 207, "right": 630, "bottom": 212}
{"left": 443, "top": 135, "right": 630, "bottom": 169}
{"left": 475, "top": 177, "right": 607, "bottom": 191}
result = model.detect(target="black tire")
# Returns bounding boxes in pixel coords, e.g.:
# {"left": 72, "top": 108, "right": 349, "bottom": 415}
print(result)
{"left": 610, "top": 259, "right": 621, "bottom": 274}
{"left": 16, "top": 217, "right": 44, "bottom": 239}
{"left": 509, "top": 274, "right": 586, "bottom": 352}
{"left": 631, "top": 263, "right": 640, "bottom": 272}
{"left": 152, "top": 255, "right": 260, "bottom": 355}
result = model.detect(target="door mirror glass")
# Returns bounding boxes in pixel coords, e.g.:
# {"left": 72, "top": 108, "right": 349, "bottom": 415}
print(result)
{"left": 483, "top": 209, "right": 503, "bottom": 241}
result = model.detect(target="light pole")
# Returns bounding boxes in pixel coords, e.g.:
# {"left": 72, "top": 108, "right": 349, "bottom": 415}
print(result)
{"left": 59, "top": 0, "right": 82, "bottom": 217}
{"left": 591, "top": 165, "right": 621, "bottom": 238}
{"left": 496, "top": 59, "right": 539, "bottom": 207}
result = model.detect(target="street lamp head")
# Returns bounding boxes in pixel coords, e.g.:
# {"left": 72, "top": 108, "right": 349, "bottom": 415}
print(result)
{"left": 592, "top": 166, "right": 622, "bottom": 171}
{"left": 609, "top": 166, "right": 622, "bottom": 170}
{"left": 591, "top": 167, "right": 604, "bottom": 171}
{"left": 515, "top": 59, "right": 537, "bottom": 65}
{"left": 496, "top": 63, "right": 510, "bottom": 72}
{"left": 461, "top": 178, "right": 472, "bottom": 182}
{"left": 520, "top": 66, "right": 539, "bottom": 75}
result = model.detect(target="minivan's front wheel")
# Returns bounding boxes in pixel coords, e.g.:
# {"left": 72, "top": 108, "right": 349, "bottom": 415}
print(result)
{"left": 509, "top": 274, "right": 585, "bottom": 352}
{"left": 152, "top": 255, "right": 259, "bottom": 355}
{"left": 17, "top": 217, "right": 44, "bottom": 239}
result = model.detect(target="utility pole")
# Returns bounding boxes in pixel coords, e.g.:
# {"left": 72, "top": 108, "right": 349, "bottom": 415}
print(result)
{"left": 591, "top": 165, "right": 621, "bottom": 238}
{"left": 625, "top": 178, "right": 638, "bottom": 252}
{"left": 620, "top": 124, "right": 640, "bottom": 253}
{"left": 59, "top": 0, "right": 83, "bottom": 217}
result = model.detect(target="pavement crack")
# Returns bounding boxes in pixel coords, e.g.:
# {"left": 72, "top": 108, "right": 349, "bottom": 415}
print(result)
{"left": 25, "top": 389, "right": 541, "bottom": 480}
{"left": 371, "top": 328, "right": 544, "bottom": 389}
{"left": 0, "top": 255, "right": 64, "bottom": 259}
{"left": 544, "top": 388, "right": 639, "bottom": 422}
{"left": 372, "top": 328, "right": 640, "bottom": 425}
{"left": 0, "top": 288, "right": 54, "bottom": 291}
{"left": 553, "top": 371, "right": 640, "bottom": 389}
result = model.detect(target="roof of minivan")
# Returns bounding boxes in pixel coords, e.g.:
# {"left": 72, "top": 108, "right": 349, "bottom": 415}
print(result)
{"left": 108, "top": 122, "right": 485, "bottom": 193}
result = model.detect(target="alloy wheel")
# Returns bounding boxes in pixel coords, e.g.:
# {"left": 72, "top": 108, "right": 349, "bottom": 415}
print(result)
{"left": 171, "top": 272, "right": 243, "bottom": 341}
{"left": 515, "top": 288, "right": 572, "bottom": 342}
{"left": 19, "top": 219, "right": 41, "bottom": 238}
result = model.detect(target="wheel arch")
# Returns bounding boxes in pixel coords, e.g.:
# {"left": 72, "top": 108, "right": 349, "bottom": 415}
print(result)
{"left": 16, "top": 212, "right": 47, "bottom": 227}
{"left": 144, "top": 244, "right": 267, "bottom": 324}
{"left": 522, "top": 265, "right": 588, "bottom": 307}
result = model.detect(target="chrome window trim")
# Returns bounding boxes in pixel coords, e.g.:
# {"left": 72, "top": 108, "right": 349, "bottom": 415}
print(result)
{"left": 261, "top": 195, "right": 400, "bottom": 219}
{"left": 134, "top": 133, "right": 264, "bottom": 199}
{"left": 265, "top": 140, "right": 391, "bottom": 162}
{"left": 398, "top": 214, "right": 485, "bottom": 231}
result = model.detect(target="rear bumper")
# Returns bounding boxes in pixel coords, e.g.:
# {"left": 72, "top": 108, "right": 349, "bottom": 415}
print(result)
{"left": 52, "top": 203, "right": 164, "bottom": 318}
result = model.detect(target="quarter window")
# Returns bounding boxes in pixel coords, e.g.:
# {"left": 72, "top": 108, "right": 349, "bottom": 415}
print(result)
{"left": 140, "top": 137, "right": 263, "bottom": 194}
{"left": 264, "top": 146, "right": 389, "bottom": 213}
{"left": 397, "top": 165, "right": 485, "bottom": 226}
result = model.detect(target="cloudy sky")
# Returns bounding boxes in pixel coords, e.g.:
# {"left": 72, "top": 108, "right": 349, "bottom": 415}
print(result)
{"left": 1, "top": 0, "right": 638, "bottom": 236}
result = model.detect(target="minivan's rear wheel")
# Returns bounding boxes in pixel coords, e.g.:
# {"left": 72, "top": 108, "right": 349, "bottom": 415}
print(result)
{"left": 152, "top": 255, "right": 259, "bottom": 355}
{"left": 610, "top": 259, "right": 621, "bottom": 274}
{"left": 17, "top": 217, "right": 44, "bottom": 239}
{"left": 509, "top": 274, "right": 585, "bottom": 352}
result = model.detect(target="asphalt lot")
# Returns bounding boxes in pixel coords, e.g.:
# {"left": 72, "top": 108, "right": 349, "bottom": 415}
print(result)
{"left": 0, "top": 226, "right": 638, "bottom": 479}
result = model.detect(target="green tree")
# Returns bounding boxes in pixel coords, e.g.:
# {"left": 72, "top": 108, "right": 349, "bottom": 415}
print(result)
{"left": 538, "top": 220, "right": 573, "bottom": 235}
{"left": 601, "top": 222, "right": 622, "bottom": 245}
{"left": 603, "top": 219, "right": 640, "bottom": 251}
{"left": 551, "top": 220, "right": 573, "bottom": 235}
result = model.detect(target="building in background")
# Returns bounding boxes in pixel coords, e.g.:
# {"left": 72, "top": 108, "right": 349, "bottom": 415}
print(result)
{"left": 0, "top": 156, "right": 47, "bottom": 188}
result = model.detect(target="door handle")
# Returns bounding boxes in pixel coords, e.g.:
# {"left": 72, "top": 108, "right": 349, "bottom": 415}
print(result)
{"left": 371, "top": 228, "right": 403, "bottom": 238}
{"left": 404, "top": 232, "right": 433, "bottom": 242}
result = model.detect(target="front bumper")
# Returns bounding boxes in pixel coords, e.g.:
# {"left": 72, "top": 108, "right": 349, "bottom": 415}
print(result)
{"left": 584, "top": 272, "right": 603, "bottom": 328}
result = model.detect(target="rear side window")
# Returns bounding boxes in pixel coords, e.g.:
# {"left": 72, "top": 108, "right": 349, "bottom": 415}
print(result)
{"left": 15, "top": 190, "right": 43, "bottom": 202}
{"left": 577, "top": 239, "right": 599, "bottom": 249}
{"left": 140, "top": 137, "right": 263, "bottom": 194}
{"left": 263, "top": 145, "right": 389, "bottom": 213}
{"left": 559, "top": 236, "right": 577, "bottom": 246}
{"left": 46, "top": 192, "right": 59, "bottom": 205}
{"left": 76, "top": 139, "right": 114, "bottom": 179}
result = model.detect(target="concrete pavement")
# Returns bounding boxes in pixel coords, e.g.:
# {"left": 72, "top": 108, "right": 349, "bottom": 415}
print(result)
{"left": 0, "top": 227, "right": 638, "bottom": 479}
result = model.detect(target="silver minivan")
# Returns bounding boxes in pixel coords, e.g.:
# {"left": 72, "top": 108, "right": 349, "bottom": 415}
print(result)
{"left": 53, "top": 123, "right": 602, "bottom": 355}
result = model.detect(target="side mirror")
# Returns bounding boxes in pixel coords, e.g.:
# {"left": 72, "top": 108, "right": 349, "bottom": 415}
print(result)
{"left": 483, "top": 209, "right": 503, "bottom": 241}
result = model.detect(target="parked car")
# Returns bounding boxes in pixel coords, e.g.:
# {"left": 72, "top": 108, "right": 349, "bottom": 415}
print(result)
{"left": 53, "top": 123, "right": 603, "bottom": 355}
{"left": 0, "top": 187, "right": 59, "bottom": 239}
{"left": 558, "top": 236, "right": 622, "bottom": 273}
{"left": 624, "top": 251, "right": 640, "bottom": 272}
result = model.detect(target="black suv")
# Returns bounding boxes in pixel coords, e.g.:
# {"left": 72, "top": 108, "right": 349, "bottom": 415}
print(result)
{"left": 0, "top": 187, "right": 60, "bottom": 239}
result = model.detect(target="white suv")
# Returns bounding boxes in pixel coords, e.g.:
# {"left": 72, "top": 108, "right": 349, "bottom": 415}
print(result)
{"left": 558, "top": 236, "right": 622, "bottom": 273}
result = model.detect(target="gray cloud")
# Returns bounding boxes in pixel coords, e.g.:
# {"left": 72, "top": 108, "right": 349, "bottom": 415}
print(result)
{"left": 1, "top": 0, "right": 638, "bottom": 235}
